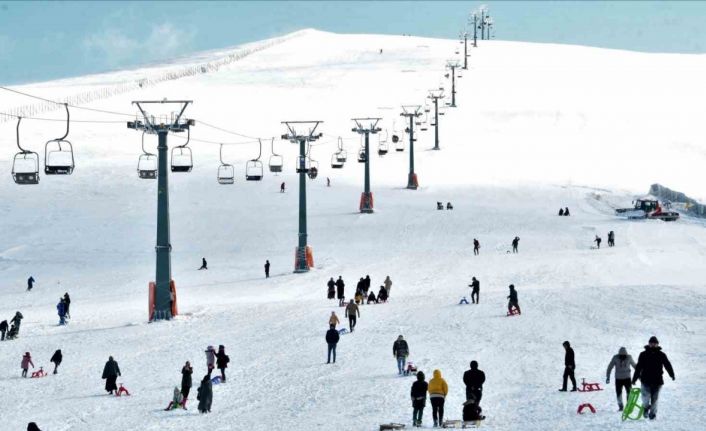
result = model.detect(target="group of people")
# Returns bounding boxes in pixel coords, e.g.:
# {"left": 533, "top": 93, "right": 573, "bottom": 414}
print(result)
{"left": 56, "top": 292, "right": 71, "bottom": 325}
{"left": 558, "top": 207, "right": 571, "bottom": 216}
{"left": 594, "top": 231, "right": 616, "bottom": 249}
{"left": 19, "top": 349, "right": 63, "bottom": 378}
{"left": 0, "top": 311, "right": 23, "bottom": 341}
{"left": 436, "top": 202, "right": 454, "bottom": 210}
{"left": 327, "top": 275, "right": 392, "bottom": 306}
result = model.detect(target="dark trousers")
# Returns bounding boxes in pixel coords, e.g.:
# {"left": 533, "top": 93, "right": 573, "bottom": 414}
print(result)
{"left": 466, "top": 387, "right": 482, "bottom": 403}
{"left": 615, "top": 378, "right": 631, "bottom": 406}
{"left": 471, "top": 290, "right": 479, "bottom": 304}
{"left": 219, "top": 367, "right": 226, "bottom": 382}
{"left": 562, "top": 366, "right": 577, "bottom": 390}
{"left": 182, "top": 385, "right": 191, "bottom": 400}
{"left": 641, "top": 383, "right": 662, "bottom": 417}
{"left": 22, "top": 368, "right": 28, "bottom": 378}
{"left": 265, "top": 269, "right": 270, "bottom": 278}
{"left": 473, "top": 247, "right": 479, "bottom": 255}
{"left": 413, "top": 406, "right": 424, "bottom": 424}
{"left": 348, "top": 315, "right": 357, "bottom": 332}
{"left": 52, "top": 362, "right": 60, "bottom": 374}
{"left": 327, "top": 343, "right": 337, "bottom": 363}
{"left": 431, "top": 397, "right": 445, "bottom": 424}
{"left": 0, "top": 329, "right": 5, "bottom": 340}
{"left": 512, "top": 245, "right": 518, "bottom": 253}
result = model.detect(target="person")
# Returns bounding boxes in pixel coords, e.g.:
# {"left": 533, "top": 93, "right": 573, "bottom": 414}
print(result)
{"left": 608, "top": 230, "right": 615, "bottom": 247}
{"left": 326, "top": 324, "right": 339, "bottom": 363}
{"left": 367, "top": 291, "right": 377, "bottom": 304}
{"left": 63, "top": 293, "right": 71, "bottom": 319}
{"left": 393, "top": 335, "right": 410, "bottom": 375}
{"left": 164, "top": 386, "right": 185, "bottom": 410}
{"left": 437, "top": 202, "right": 444, "bottom": 210}
{"left": 356, "top": 277, "right": 365, "bottom": 297}
{"left": 463, "top": 360, "right": 485, "bottom": 402}
{"left": 7, "top": 323, "right": 18, "bottom": 340}
{"left": 345, "top": 299, "right": 360, "bottom": 332}
{"left": 469, "top": 277, "right": 480, "bottom": 304}
{"left": 594, "top": 235, "right": 602, "bottom": 249}
{"left": 428, "top": 369, "right": 448, "bottom": 427}
{"left": 102, "top": 356, "right": 121, "bottom": 394}
{"left": 21, "top": 352, "right": 34, "bottom": 378}
{"left": 559, "top": 341, "right": 577, "bottom": 392}
{"left": 181, "top": 361, "right": 193, "bottom": 400}
{"left": 411, "top": 371, "right": 428, "bottom": 427}
{"left": 606, "top": 347, "right": 636, "bottom": 411}
{"left": 215, "top": 345, "right": 229, "bottom": 383}
{"left": 57, "top": 298, "right": 67, "bottom": 325}
{"left": 354, "top": 290, "right": 364, "bottom": 304}
{"left": 473, "top": 239, "right": 480, "bottom": 256}
{"left": 463, "top": 393, "right": 485, "bottom": 422}
{"left": 384, "top": 276, "right": 392, "bottom": 297}
{"left": 335, "top": 276, "right": 345, "bottom": 306}
{"left": 564, "top": 207, "right": 570, "bottom": 216}
{"left": 27, "top": 276, "right": 35, "bottom": 291}
{"left": 264, "top": 260, "right": 270, "bottom": 278}
{"left": 511, "top": 236, "right": 520, "bottom": 253}
{"left": 377, "top": 285, "right": 388, "bottom": 303}
{"left": 197, "top": 375, "right": 213, "bottom": 413}
{"left": 11, "top": 311, "right": 23, "bottom": 334}
{"left": 379, "top": 48, "right": 383, "bottom": 54}
{"left": 27, "top": 423, "right": 41, "bottom": 431}
{"left": 205, "top": 345, "right": 216, "bottom": 377}
{"left": 364, "top": 275, "right": 371, "bottom": 293}
{"left": 0, "top": 320, "right": 7, "bottom": 341}
{"left": 326, "top": 177, "right": 331, "bottom": 187}
{"left": 447, "top": 202, "right": 453, "bottom": 210}
{"left": 198, "top": 258, "right": 208, "bottom": 270}
{"left": 50, "top": 349, "right": 62, "bottom": 374}
{"left": 559, "top": 208, "right": 564, "bottom": 216}
{"left": 507, "top": 285, "right": 520, "bottom": 314}
{"left": 632, "top": 336, "right": 675, "bottom": 420}
{"left": 329, "top": 311, "right": 340, "bottom": 327}
{"left": 325, "top": 278, "right": 335, "bottom": 300}
{"left": 280, "top": 182, "right": 285, "bottom": 193}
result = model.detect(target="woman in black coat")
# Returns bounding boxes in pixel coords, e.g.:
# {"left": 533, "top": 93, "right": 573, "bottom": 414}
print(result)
{"left": 102, "top": 356, "right": 121, "bottom": 394}
{"left": 181, "top": 361, "right": 193, "bottom": 399}
{"left": 50, "top": 349, "right": 62, "bottom": 374}
{"left": 197, "top": 375, "right": 213, "bottom": 413}
{"left": 215, "top": 345, "right": 230, "bottom": 382}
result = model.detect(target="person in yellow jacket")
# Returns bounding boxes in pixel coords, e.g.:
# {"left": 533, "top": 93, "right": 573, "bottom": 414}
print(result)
{"left": 328, "top": 311, "right": 340, "bottom": 328}
{"left": 428, "top": 369, "right": 448, "bottom": 427}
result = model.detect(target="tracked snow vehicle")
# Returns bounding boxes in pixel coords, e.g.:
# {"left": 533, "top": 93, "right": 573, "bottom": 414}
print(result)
{"left": 615, "top": 198, "right": 679, "bottom": 221}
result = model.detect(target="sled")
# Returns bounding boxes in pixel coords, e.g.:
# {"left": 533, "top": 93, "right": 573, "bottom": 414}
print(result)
{"left": 442, "top": 419, "right": 481, "bottom": 428}
{"left": 404, "top": 362, "right": 418, "bottom": 376}
{"left": 338, "top": 328, "right": 348, "bottom": 335}
{"left": 577, "top": 378, "right": 603, "bottom": 392}
{"left": 211, "top": 376, "right": 222, "bottom": 385}
{"left": 379, "top": 424, "right": 405, "bottom": 430}
{"left": 459, "top": 297, "right": 469, "bottom": 305}
{"left": 30, "top": 367, "right": 47, "bottom": 378}
{"left": 506, "top": 306, "right": 521, "bottom": 316}
{"left": 622, "top": 387, "right": 644, "bottom": 421}
{"left": 116, "top": 383, "right": 131, "bottom": 396}
{"left": 577, "top": 403, "right": 596, "bottom": 414}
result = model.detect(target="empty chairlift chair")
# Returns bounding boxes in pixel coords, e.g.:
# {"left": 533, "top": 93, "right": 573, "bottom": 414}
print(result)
{"left": 217, "top": 144, "right": 235, "bottom": 185}
{"left": 336, "top": 137, "right": 347, "bottom": 163}
{"left": 11, "top": 117, "right": 40, "bottom": 185}
{"left": 137, "top": 132, "right": 157, "bottom": 179}
{"left": 331, "top": 152, "right": 344, "bottom": 169}
{"left": 171, "top": 128, "right": 193, "bottom": 172}
{"left": 44, "top": 103, "right": 75, "bottom": 175}
{"left": 268, "top": 138, "right": 283, "bottom": 173}
{"left": 378, "top": 130, "right": 389, "bottom": 156}
{"left": 245, "top": 139, "right": 264, "bottom": 181}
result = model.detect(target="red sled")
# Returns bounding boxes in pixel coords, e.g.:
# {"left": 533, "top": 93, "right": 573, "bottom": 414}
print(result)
{"left": 31, "top": 367, "right": 47, "bottom": 378}
{"left": 116, "top": 383, "right": 131, "bottom": 397}
{"left": 506, "top": 306, "right": 521, "bottom": 316}
{"left": 577, "top": 403, "right": 596, "bottom": 414}
{"left": 578, "top": 378, "right": 603, "bottom": 392}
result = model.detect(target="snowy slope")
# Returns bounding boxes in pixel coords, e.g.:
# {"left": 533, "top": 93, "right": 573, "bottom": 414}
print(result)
{"left": 0, "top": 30, "right": 705, "bottom": 431}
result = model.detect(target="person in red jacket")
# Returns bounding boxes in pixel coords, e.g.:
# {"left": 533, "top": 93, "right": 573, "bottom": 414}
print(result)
{"left": 21, "top": 352, "right": 34, "bottom": 377}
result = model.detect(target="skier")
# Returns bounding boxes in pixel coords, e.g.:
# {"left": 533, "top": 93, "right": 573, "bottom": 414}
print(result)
{"left": 0, "top": 320, "right": 7, "bottom": 341}
{"left": 463, "top": 393, "right": 485, "bottom": 422}
{"left": 411, "top": 371, "right": 428, "bottom": 427}
{"left": 27, "top": 276, "right": 35, "bottom": 291}
{"left": 345, "top": 299, "right": 360, "bottom": 332}
{"left": 559, "top": 341, "right": 577, "bottom": 392}
{"left": 280, "top": 182, "right": 285, "bottom": 193}
{"left": 102, "top": 356, "right": 121, "bottom": 394}
{"left": 215, "top": 345, "right": 230, "bottom": 383}
{"left": 507, "top": 285, "right": 520, "bottom": 314}
{"left": 57, "top": 298, "right": 67, "bottom": 325}
{"left": 326, "top": 324, "right": 340, "bottom": 364}
{"left": 181, "top": 361, "right": 193, "bottom": 400}
{"left": 164, "top": 386, "right": 185, "bottom": 411}
{"left": 384, "top": 275, "right": 392, "bottom": 297}
{"left": 473, "top": 239, "right": 480, "bottom": 256}
{"left": 606, "top": 346, "right": 637, "bottom": 411}
{"left": 11, "top": 311, "right": 23, "bottom": 336}
{"left": 608, "top": 230, "right": 615, "bottom": 247}
{"left": 594, "top": 235, "right": 602, "bottom": 249}
{"left": 63, "top": 293, "right": 71, "bottom": 319}
{"left": 196, "top": 375, "right": 213, "bottom": 413}
{"left": 632, "top": 336, "right": 675, "bottom": 420}
{"left": 264, "top": 260, "right": 270, "bottom": 278}
{"left": 393, "top": 335, "right": 410, "bottom": 375}
{"left": 367, "top": 291, "right": 377, "bottom": 304}
{"left": 327, "top": 277, "right": 336, "bottom": 300}
{"left": 463, "top": 360, "right": 485, "bottom": 403}
{"left": 21, "top": 352, "right": 34, "bottom": 378}
{"left": 329, "top": 311, "right": 340, "bottom": 328}
{"left": 335, "top": 276, "right": 345, "bottom": 306}
{"left": 511, "top": 236, "right": 520, "bottom": 253}
{"left": 559, "top": 208, "right": 564, "bottom": 216}
{"left": 204, "top": 345, "right": 217, "bottom": 377}
{"left": 469, "top": 277, "right": 480, "bottom": 304}
{"left": 377, "top": 285, "right": 388, "bottom": 303}
{"left": 50, "top": 349, "right": 62, "bottom": 374}
{"left": 198, "top": 258, "right": 208, "bottom": 270}
{"left": 428, "top": 369, "right": 448, "bottom": 427}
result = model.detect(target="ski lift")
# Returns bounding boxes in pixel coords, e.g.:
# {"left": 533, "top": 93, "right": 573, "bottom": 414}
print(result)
{"left": 307, "top": 143, "right": 318, "bottom": 180}
{"left": 11, "top": 117, "right": 40, "bottom": 185}
{"left": 358, "top": 148, "right": 367, "bottom": 163}
{"left": 335, "top": 137, "right": 347, "bottom": 162}
{"left": 44, "top": 103, "right": 74, "bottom": 175}
{"left": 420, "top": 112, "right": 429, "bottom": 131}
{"left": 378, "top": 130, "right": 389, "bottom": 156}
{"left": 245, "top": 139, "right": 264, "bottom": 181}
{"left": 331, "top": 153, "right": 343, "bottom": 169}
{"left": 217, "top": 144, "right": 234, "bottom": 185}
{"left": 137, "top": 132, "right": 157, "bottom": 179}
{"left": 171, "top": 128, "right": 193, "bottom": 172}
{"left": 395, "top": 131, "right": 405, "bottom": 152}
{"left": 268, "top": 138, "right": 283, "bottom": 173}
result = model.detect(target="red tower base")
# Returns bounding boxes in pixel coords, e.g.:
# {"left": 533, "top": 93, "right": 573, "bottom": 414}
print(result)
{"left": 294, "top": 246, "right": 314, "bottom": 273}
{"left": 407, "top": 173, "right": 419, "bottom": 190}
{"left": 360, "top": 192, "right": 374, "bottom": 213}
{"left": 149, "top": 280, "right": 178, "bottom": 321}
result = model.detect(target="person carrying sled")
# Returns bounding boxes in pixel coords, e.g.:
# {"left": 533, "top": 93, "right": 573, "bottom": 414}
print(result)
{"left": 559, "top": 341, "right": 577, "bottom": 392}
{"left": 264, "top": 260, "right": 270, "bottom": 278}
{"left": 27, "top": 276, "right": 35, "bottom": 291}
{"left": 164, "top": 386, "right": 185, "bottom": 411}
{"left": 102, "top": 356, "right": 121, "bottom": 394}
{"left": 21, "top": 352, "right": 34, "bottom": 378}
{"left": 356, "top": 277, "right": 365, "bottom": 296}
{"left": 608, "top": 230, "right": 615, "bottom": 247}
{"left": 511, "top": 236, "right": 520, "bottom": 253}
{"left": 473, "top": 239, "right": 480, "bottom": 256}
{"left": 329, "top": 311, "right": 340, "bottom": 328}
{"left": 326, "top": 324, "right": 340, "bottom": 364}
{"left": 463, "top": 360, "right": 485, "bottom": 403}
{"left": 0, "top": 320, "right": 7, "bottom": 341}
{"left": 50, "top": 349, "right": 62, "bottom": 374}
{"left": 181, "top": 361, "right": 193, "bottom": 400}
{"left": 594, "top": 235, "right": 602, "bottom": 249}
{"left": 469, "top": 277, "right": 480, "bottom": 304}
{"left": 57, "top": 298, "right": 67, "bottom": 325}
{"left": 632, "top": 336, "right": 675, "bottom": 420}
{"left": 197, "top": 375, "right": 213, "bottom": 413}
{"left": 507, "top": 285, "right": 520, "bottom": 315}
{"left": 198, "top": 258, "right": 208, "bottom": 270}
{"left": 335, "top": 276, "right": 345, "bottom": 306}
{"left": 411, "top": 371, "right": 428, "bottom": 427}
{"left": 345, "top": 299, "right": 360, "bottom": 332}
{"left": 204, "top": 345, "right": 217, "bottom": 377}
{"left": 384, "top": 276, "right": 392, "bottom": 297}
{"left": 327, "top": 277, "right": 336, "bottom": 300}
{"left": 428, "top": 369, "right": 448, "bottom": 428}
{"left": 393, "top": 335, "right": 410, "bottom": 375}
{"left": 215, "top": 345, "right": 229, "bottom": 382}
{"left": 606, "top": 346, "right": 636, "bottom": 411}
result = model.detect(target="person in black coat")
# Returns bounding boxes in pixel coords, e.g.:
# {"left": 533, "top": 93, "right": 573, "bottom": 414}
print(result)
{"left": 264, "top": 260, "right": 270, "bottom": 278}
{"left": 511, "top": 236, "right": 520, "bottom": 253}
{"left": 559, "top": 341, "right": 577, "bottom": 391}
{"left": 50, "top": 349, "right": 62, "bottom": 374}
{"left": 559, "top": 208, "right": 564, "bottom": 216}
{"left": 198, "top": 258, "right": 207, "bottom": 270}
{"left": 632, "top": 336, "right": 675, "bottom": 420}
{"left": 327, "top": 278, "right": 335, "bottom": 300}
{"left": 326, "top": 324, "right": 340, "bottom": 364}
{"left": 469, "top": 277, "right": 480, "bottom": 304}
{"left": 0, "top": 320, "right": 7, "bottom": 341}
{"left": 181, "top": 361, "right": 193, "bottom": 400}
{"left": 63, "top": 293, "right": 71, "bottom": 318}
{"left": 564, "top": 207, "right": 570, "bottom": 216}
{"left": 377, "top": 285, "right": 388, "bottom": 303}
{"left": 367, "top": 291, "right": 377, "bottom": 304}
{"left": 463, "top": 360, "right": 486, "bottom": 402}
{"left": 215, "top": 345, "right": 230, "bottom": 382}
{"left": 335, "top": 276, "right": 345, "bottom": 306}
{"left": 507, "top": 285, "right": 520, "bottom": 314}
{"left": 411, "top": 371, "right": 428, "bottom": 427}
{"left": 197, "top": 375, "right": 213, "bottom": 413}
{"left": 462, "top": 393, "right": 485, "bottom": 422}
{"left": 27, "top": 423, "right": 41, "bottom": 431}
{"left": 102, "top": 356, "right": 121, "bottom": 394}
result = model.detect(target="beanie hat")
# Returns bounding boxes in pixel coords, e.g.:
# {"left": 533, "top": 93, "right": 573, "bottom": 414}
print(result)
{"left": 649, "top": 336, "right": 659, "bottom": 345}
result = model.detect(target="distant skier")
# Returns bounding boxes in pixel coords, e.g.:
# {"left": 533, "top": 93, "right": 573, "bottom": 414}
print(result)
{"left": 507, "top": 285, "right": 520, "bottom": 314}
{"left": 608, "top": 231, "right": 615, "bottom": 247}
{"left": 469, "top": 277, "right": 480, "bottom": 304}
{"left": 564, "top": 207, "right": 570, "bottom": 216}
{"left": 327, "top": 277, "right": 336, "bottom": 300}
{"left": 632, "top": 336, "right": 675, "bottom": 420}
{"left": 102, "top": 356, "right": 121, "bottom": 394}
{"left": 463, "top": 360, "right": 485, "bottom": 402}
{"left": 345, "top": 299, "right": 360, "bottom": 332}
{"left": 11, "top": 311, "right": 23, "bottom": 335}
{"left": 411, "top": 371, "right": 428, "bottom": 427}
{"left": 473, "top": 239, "right": 480, "bottom": 256}
{"left": 329, "top": 311, "right": 340, "bottom": 328}
{"left": 50, "top": 349, "right": 62, "bottom": 374}
{"left": 559, "top": 208, "right": 564, "bottom": 216}
{"left": 393, "top": 335, "right": 410, "bottom": 375}
{"left": 197, "top": 375, "right": 213, "bottom": 413}
{"left": 559, "top": 341, "right": 577, "bottom": 392}
{"left": 21, "top": 352, "right": 34, "bottom": 378}
{"left": 335, "top": 276, "right": 345, "bottom": 306}
{"left": 377, "top": 285, "right": 388, "bottom": 303}
{"left": 63, "top": 293, "right": 71, "bottom": 319}
{"left": 181, "top": 361, "right": 193, "bottom": 400}
{"left": 280, "top": 182, "right": 285, "bottom": 193}
{"left": 428, "top": 369, "right": 448, "bottom": 427}
{"left": 606, "top": 346, "right": 636, "bottom": 411}
{"left": 264, "top": 260, "right": 270, "bottom": 278}
{"left": 204, "top": 345, "right": 216, "bottom": 377}
{"left": 0, "top": 320, "right": 7, "bottom": 341}
{"left": 594, "top": 235, "right": 602, "bottom": 249}
{"left": 198, "top": 258, "right": 208, "bottom": 270}
{"left": 326, "top": 324, "right": 340, "bottom": 364}
{"left": 215, "top": 345, "right": 230, "bottom": 383}
{"left": 384, "top": 275, "right": 392, "bottom": 297}
{"left": 27, "top": 276, "right": 35, "bottom": 291}
{"left": 511, "top": 236, "right": 520, "bottom": 253}
{"left": 57, "top": 298, "right": 67, "bottom": 325}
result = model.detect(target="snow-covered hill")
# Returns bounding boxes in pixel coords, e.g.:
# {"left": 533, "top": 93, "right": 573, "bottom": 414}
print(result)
{"left": 0, "top": 30, "right": 704, "bottom": 431}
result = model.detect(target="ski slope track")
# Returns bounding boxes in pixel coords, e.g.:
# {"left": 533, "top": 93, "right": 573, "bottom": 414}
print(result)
{"left": 1, "top": 30, "right": 705, "bottom": 430}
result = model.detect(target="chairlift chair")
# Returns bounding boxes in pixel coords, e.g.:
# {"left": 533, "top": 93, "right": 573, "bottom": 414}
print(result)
{"left": 307, "top": 143, "right": 318, "bottom": 179}
{"left": 268, "top": 138, "right": 283, "bottom": 173}
{"left": 357, "top": 148, "right": 367, "bottom": 163}
{"left": 137, "top": 132, "right": 157, "bottom": 179}
{"left": 395, "top": 137, "right": 405, "bottom": 152}
{"left": 11, "top": 117, "right": 40, "bottom": 185}
{"left": 378, "top": 130, "right": 389, "bottom": 156}
{"left": 171, "top": 128, "right": 193, "bottom": 172}
{"left": 44, "top": 103, "right": 75, "bottom": 175}
{"left": 331, "top": 153, "right": 344, "bottom": 169}
{"left": 245, "top": 139, "right": 264, "bottom": 181}
{"left": 335, "top": 137, "right": 347, "bottom": 162}
{"left": 217, "top": 144, "right": 234, "bottom": 185}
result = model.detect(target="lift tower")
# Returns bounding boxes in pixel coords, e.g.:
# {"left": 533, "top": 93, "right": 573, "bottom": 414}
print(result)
{"left": 401, "top": 105, "right": 422, "bottom": 189}
{"left": 446, "top": 60, "right": 461, "bottom": 108}
{"left": 428, "top": 89, "right": 445, "bottom": 150}
{"left": 351, "top": 117, "right": 382, "bottom": 213}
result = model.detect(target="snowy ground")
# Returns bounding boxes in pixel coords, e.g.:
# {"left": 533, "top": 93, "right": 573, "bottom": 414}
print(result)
{"left": 1, "top": 30, "right": 705, "bottom": 430}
